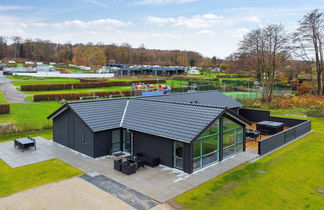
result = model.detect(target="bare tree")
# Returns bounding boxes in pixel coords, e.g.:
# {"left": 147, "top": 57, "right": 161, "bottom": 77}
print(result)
{"left": 239, "top": 24, "right": 289, "bottom": 102}
{"left": 294, "top": 9, "right": 324, "bottom": 95}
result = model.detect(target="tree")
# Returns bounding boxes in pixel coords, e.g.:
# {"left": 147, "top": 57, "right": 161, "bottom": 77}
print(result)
{"left": 293, "top": 9, "right": 324, "bottom": 95}
{"left": 85, "top": 47, "right": 106, "bottom": 69}
{"left": 189, "top": 59, "right": 196, "bottom": 67}
{"left": 239, "top": 24, "right": 289, "bottom": 102}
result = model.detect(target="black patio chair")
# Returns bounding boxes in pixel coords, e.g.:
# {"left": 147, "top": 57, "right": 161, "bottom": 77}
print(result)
{"left": 114, "top": 159, "right": 122, "bottom": 171}
{"left": 121, "top": 162, "right": 136, "bottom": 175}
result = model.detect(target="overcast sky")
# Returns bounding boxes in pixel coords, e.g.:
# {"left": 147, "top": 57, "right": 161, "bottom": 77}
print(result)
{"left": 0, "top": 0, "right": 323, "bottom": 58}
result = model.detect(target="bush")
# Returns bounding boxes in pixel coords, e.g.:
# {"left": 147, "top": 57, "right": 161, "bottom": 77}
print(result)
{"left": 297, "top": 81, "right": 312, "bottom": 95}
{"left": 33, "top": 90, "right": 135, "bottom": 101}
{"left": 172, "top": 75, "right": 205, "bottom": 81}
{"left": 0, "top": 104, "right": 10, "bottom": 114}
{"left": 21, "top": 79, "right": 166, "bottom": 91}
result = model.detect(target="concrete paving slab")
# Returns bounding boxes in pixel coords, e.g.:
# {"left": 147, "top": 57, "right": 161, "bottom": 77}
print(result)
{"left": 0, "top": 137, "right": 259, "bottom": 203}
{"left": 81, "top": 174, "right": 157, "bottom": 210}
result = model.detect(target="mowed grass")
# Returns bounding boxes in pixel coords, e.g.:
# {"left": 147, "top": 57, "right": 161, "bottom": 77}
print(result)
{"left": 0, "top": 102, "right": 61, "bottom": 130}
{"left": 0, "top": 159, "right": 83, "bottom": 198}
{"left": 0, "top": 129, "right": 53, "bottom": 143}
{"left": 174, "top": 112, "right": 324, "bottom": 210}
{"left": 7, "top": 76, "right": 80, "bottom": 86}
{"left": 0, "top": 90, "right": 7, "bottom": 104}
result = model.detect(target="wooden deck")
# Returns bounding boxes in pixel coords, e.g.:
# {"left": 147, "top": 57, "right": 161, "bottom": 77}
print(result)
{"left": 245, "top": 123, "right": 289, "bottom": 153}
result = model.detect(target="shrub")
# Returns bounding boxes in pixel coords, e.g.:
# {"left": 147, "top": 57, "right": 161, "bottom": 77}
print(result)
{"left": 33, "top": 90, "right": 135, "bottom": 101}
{"left": 297, "top": 81, "right": 312, "bottom": 95}
{"left": 21, "top": 80, "right": 166, "bottom": 91}
{"left": 0, "top": 104, "right": 10, "bottom": 114}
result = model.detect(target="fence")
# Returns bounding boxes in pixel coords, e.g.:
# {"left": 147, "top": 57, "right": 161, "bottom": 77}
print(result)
{"left": 258, "top": 120, "right": 311, "bottom": 155}
{"left": 0, "top": 104, "right": 10, "bottom": 114}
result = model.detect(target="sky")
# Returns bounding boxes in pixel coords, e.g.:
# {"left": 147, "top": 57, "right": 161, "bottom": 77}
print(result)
{"left": 0, "top": 0, "right": 323, "bottom": 58}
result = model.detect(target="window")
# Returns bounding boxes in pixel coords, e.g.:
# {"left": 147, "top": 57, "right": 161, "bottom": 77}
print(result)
{"left": 222, "top": 117, "right": 244, "bottom": 159}
{"left": 81, "top": 134, "right": 86, "bottom": 144}
{"left": 112, "top": 130, "right": 120, "bottom": 153}
{"left": 193, "top": 119, "right": 220, "bottom": 171}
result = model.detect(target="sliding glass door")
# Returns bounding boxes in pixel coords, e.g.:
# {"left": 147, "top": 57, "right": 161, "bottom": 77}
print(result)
{"left": 111, "top": 130, "right": 121, "bottom": 153}
{"left": 174, "top": 141, "right": 184, "bottom": 170}
{"left": 123, "top": 129, "right": 133, "bottom": 154}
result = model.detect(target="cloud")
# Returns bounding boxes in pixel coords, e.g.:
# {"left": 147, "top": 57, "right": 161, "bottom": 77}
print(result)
{"left": 85, "top": 0, "right": 108, "bottom": 7}
{"left": 31, "top": 18, "right": 132, "bottom": 30}
{"left": 0, "top": 5, "right": 31, "bottom": 11}
{"left": 148, "top": 33, "right": 181, "bottom": 39}
{"left": 244, "top": 16, "right": 261, "bottom": 23}
{"left": 197, "top": 30, "right": 215, "bottom": 35}
{"left": 134, "top": 0, "right": 198, "bottom": 5}
{"left": 145, "top": 13, "right": 223, "bottom": 28}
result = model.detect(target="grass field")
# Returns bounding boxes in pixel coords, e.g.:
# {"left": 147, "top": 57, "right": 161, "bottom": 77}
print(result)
{"left": 0, "top": 129, "right": 52, "bottom": 143}
{"left": 174, "top": 111, "right": 324, "bottom": 210}
{"left": 0, "top": 159, "right": 83, "bottom": 198}
{"left": 7, "top": 76, "right": 80, "bottom": 86}
{"left": 223, "top": 91, "right": 261, "bottom": 99}
{"left": 0, "top": 90, "right": 7, "bottom": 104}
{"left": 0, "top": 102, "right": 61, "bottom": 130}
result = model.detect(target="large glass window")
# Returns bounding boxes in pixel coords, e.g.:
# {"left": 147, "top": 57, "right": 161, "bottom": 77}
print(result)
{"left": 193, "top": 120, "right": 219, "bottom": 171}
{"left": 112, "top": 130, "right": 120, "bottom": 153}
{"left": 222, "top": 117, "right": 244, "bottom": 159}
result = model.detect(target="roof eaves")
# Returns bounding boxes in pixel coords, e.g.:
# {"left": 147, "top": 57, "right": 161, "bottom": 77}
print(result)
{"left": 47, "top": 104, "right": 67, "bottom": 120}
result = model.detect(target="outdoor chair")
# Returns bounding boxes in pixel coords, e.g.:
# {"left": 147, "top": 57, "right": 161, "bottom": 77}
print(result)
{"left": 121, "top": 162, "right": 136, "bottom": 175}
{"left": 114, "top": 159, "right": 122, "bottom": 171}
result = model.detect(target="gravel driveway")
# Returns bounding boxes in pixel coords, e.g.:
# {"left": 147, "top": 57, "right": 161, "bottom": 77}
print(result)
{"left": 0, "top": 72, "right": 30, "bottom": 103}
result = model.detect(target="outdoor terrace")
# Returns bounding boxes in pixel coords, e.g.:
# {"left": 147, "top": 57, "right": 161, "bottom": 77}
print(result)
{"left": 245, "top": 122, "right": 290, "bottom": 153}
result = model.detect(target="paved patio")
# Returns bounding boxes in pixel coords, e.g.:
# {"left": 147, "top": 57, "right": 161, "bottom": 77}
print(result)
{"left": 0, "top": 137, "right": 259, "bottom": 203}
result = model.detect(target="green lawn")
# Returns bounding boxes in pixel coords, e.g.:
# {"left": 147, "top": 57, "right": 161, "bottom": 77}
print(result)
{"left": 7, "top": 76, "right": 80, "bottom": 86}
{"left": 0, "top": 90, "right": 7, "bottom": 104}
{"left": 0, "top": 159, "right": 83, "bottom": 198}
{"left": 224, "top": 91, "right": 261, "bottom": 99}
{"left": 174, "top": 111, "right": 324, "bottom": 210}
{"left": 0, "top": 102, "right": 61, "bottom": 131}
{"left": 0, "top": 129, "right": 53, "bottom": 143}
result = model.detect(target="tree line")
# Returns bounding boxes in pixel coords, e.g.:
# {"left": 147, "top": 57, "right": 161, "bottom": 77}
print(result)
{"left": 0, "top": 37, "right": 220, "bottom": 69}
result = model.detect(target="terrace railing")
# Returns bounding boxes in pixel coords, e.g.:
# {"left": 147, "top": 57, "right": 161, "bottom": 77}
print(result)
{"left": 258, "top": 120, "right": 311, "bottom": 155}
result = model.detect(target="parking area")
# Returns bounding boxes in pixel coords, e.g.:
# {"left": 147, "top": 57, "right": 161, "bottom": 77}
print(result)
{"left": 0, "top": 137, "right": 258, "bottom": 203}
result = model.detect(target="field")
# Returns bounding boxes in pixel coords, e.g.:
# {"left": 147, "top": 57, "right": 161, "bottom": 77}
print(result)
{"left": 174, "top": 110, "right": 324, "bottom": 210}
{"left": 0, "top": 129, "right": 52, "bottom": 143}
{"left": 0, "top": 90, "right": 7, "bottom": 104}
{"left": 0, "top": 159, "right": 82, "bottom": 198}
{"left": 0, "top": 102, "right": 61, "bottom": 131}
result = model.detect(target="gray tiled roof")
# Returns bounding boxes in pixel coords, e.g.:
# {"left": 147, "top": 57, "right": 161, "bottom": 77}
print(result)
{"left": 122, "top": 99, "right": 225, "bottom": 142}
{"left": 50, "top": 91, "right": 244, "bottom": 142}
{"left": 68, "top": 99, "right": 128, "bottom": 132}
{"left": 145, "top": 90, "right": 242, "bottom": 108}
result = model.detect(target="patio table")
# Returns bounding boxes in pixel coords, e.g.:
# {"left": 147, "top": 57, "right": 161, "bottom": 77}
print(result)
{"left": 14, "top": 137, "right": 36, "bottom": 152}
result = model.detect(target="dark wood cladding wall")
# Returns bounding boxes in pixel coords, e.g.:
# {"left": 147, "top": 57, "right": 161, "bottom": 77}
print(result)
{"left": 239, "top": 108, "right": 270, "bottom": 122}
{"left": 53, "top": 108, "right": 95, "bottom": 157}
{"left": 132, "top": 130, "right": 173, "bottom": 168}
{"left": 258, "top": 120, "right": 311, "bottom": 155}
{"left": 93, "top": 129, "right": 113, "bottom": 158}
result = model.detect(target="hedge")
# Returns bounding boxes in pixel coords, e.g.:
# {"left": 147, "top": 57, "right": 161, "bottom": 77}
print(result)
{"left": 21, "top": 79, "right": 166, "bottom": 91}
{"left": 0, "top": 104, "right": 10, "bottom": 114}
{"left": 33, "top": 91, "right": 135, "bottom": 101}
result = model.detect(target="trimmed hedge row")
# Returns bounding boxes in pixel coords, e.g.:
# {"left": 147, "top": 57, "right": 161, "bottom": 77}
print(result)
{"left": 0, "top": 104, "right": 10, "bottom": 114}
{"left": 21, "top": 79, "right": 166, "bottom": 91}
{"left": 33, "top": 91, "right": 134, "bottom": 101}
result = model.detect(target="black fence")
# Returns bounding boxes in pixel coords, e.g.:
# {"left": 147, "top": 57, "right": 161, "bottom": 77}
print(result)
{"left": 239, "top": 108, "right": 312, "bottom": 155}
{"left": 258, "top": 119, "right": 311, "bottom": 155}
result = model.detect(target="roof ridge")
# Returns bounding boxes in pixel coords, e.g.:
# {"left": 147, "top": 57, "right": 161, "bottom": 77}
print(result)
{"left": 134, "top": 97, "right": 227, "bottom": 109}
{"left": 67, "top": 97, "right": 128, "bottom": 105}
